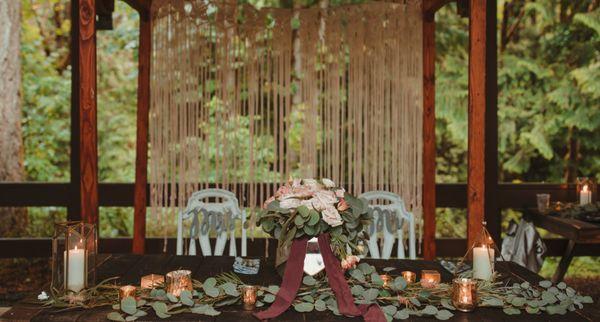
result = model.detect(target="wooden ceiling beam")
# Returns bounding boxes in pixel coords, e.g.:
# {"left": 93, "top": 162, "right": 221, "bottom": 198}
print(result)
{"left": 122, "top": 0, "right": 151, "bottom": 13}
{"left": 423, "top": 0, "right": 455, "bottom": 16}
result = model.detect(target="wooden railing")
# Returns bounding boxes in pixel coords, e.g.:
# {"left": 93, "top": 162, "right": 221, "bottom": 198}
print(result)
{"left": 1, "top": 182, "right": 593, "bottom": 258}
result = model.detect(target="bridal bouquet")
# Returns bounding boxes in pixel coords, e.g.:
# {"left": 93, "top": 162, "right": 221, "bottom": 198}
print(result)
{"left": 257, "top": 178, "right": 372, "bottom": 266}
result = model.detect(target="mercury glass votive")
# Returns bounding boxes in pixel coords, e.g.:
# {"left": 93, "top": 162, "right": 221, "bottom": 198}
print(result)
{"left": 141, "top": 274, "right": 165, "bottom": 289}
{"left": 241, "top": 285, "right": 258, "bottom": 311}
{"left": 380, "top": 274, "right": 392, "bottom": 288}
{"left": 420, "top": 270, "right": 441, "bottom": 288}
{"left": 401, "top": 271, "right": 416, "bottom": 283}
{"left": 451, "top": 278, "right": 477, "bottom": 312}
{"left": 119, "top": 285, "right": 137, "bottom": 299}
{"left": 166, "top": 270, "right": 193, "bottom": 296}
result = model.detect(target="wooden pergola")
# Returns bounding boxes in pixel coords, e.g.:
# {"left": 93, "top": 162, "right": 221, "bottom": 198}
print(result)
{"left": 1, "top": 0, "right": 594, "bottom": 259}
{"left": 78, "top": 0, "right": 497, "bottom": 259}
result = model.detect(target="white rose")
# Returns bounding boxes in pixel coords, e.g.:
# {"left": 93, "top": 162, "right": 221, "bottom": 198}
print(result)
{"left": 279, "top": 197, "right": 301, "bottom": 209}
{"left": 315, "top": 190, "right": 337, "bottom": 206}
{"left": 300, "top": 199, "right": 315, "bottom": 210}
{"left": 322, "top": 206, "right": 343, "bottom": 227}
{"left": 322, "top": 178, "right": 336, "bottom": 188}
{"left": 335, "top": 188, "right": 345, "bottom": 198}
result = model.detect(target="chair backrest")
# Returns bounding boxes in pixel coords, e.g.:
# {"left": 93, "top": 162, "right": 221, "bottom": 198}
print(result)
{"left": 359, "top": 191, "right": 416, "bottom": 259}
{"left": 177, "top": 189, "right": 246, "bottom": 257}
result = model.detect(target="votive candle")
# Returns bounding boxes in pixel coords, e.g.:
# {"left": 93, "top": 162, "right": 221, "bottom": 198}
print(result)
{"left": 451, "top": 278, "right": 477, "bottom": 312}
{"left": 580, "top": 185, "right": 592, "bottom": 205}
{"left": 119, "top": 285, "right": 137, "bottom": 299}
{"left": 141, "top": 274, "right": 165, "bottom": 289}
{"left": 380, "top": 274, "right": 392, "bottom": 288}
{"left": 401, "top": 271, "right": 416, "bottom": 283}
{"left": 420, "top": 270, "right": 440, "bottom": 288}
{"left": 241, "top": 285, "right": 258, "bottom": 311}
{"left": 166, "top": 270, "right": 193, "bottom": 296}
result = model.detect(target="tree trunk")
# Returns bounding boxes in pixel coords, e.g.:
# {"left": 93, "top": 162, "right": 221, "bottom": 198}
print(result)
{"left": 0, "top": 0, "right": 27, "bottom": 237}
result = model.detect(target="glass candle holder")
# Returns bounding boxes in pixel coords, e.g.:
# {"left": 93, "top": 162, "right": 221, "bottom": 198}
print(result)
{"left": 141, "top": 274, "right": 165, "bottom": 289}
{"left": 241, "top": 285, "right": 258, "bottom": 310}
{"left": 577, "top": 177, "right": 596, "bottom": 205}
{"left": 401, "top": 271, "right": 416, "bottom": 283}
{"left": 166, "top": 270, "right": 193, "bottom": 296}
{"left": 420, "top": 270, "right": 440, "bottom": 288}
{"left": 380, "top": 274, "right": 392, "bottom": 288}
{"left": 119, "top": 285, "right": 137, "bottom": 299}
{"left": 51, "top": 221, "right": 97, "bottom": 294}
{"left": 451, "top": 278, "right": 477, "bottom": 312}
{"left": 536, "top": 193, "right": 550, "bottom": 213}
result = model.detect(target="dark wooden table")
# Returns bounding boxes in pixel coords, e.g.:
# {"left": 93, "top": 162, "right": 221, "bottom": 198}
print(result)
{"left": 1, "top": 254, "right": 598, "bottom": 321}
{"left": 529, "top": 211, "right": 600, "bottom": 283}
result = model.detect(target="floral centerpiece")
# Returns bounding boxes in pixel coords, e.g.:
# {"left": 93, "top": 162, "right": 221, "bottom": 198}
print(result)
{"left": 257, "top": 178, "right": 371, "bottom": 269}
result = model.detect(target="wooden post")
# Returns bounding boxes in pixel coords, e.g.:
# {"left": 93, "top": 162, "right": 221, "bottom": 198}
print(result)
{"left": 78, "top": 0, "right": 99, "bottom": 225}
{"left": 69, "top": 0, "right": 82, "bottom": 221}
{"left": 483, "top": 0, "right": 499, "bottom": 243}
{"left": 133, "top": 7, "right": 152, "bottom": 254}
{"left": 422, "top": 12, "right": 436, "bottom": 260}
{"left": 467, "top": 0, "right": 498, "bottom": 247}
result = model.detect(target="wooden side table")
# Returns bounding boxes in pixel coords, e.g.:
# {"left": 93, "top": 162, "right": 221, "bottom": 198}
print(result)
{"left": 529, "top": 211, "right": 600, "bottom": 283}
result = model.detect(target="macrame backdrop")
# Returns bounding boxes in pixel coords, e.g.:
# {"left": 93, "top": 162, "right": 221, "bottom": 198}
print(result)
{"left": 149, "top": 1, "right": 424, "bottom": 246}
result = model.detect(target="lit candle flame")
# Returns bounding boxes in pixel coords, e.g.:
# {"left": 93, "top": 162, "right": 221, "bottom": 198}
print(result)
{"left": 582, "top": 185, "right": 589, "bottom": 193}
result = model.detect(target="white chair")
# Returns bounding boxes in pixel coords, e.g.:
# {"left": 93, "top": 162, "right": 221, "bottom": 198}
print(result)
{"left": 176, "top": 189, "right": 247, "bottom": 257}
{"left": 359, "top": 191, "right": 416, "bottom": 259}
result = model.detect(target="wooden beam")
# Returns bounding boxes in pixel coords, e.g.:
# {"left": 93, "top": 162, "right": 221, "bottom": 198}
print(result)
{"left": 122, "top": 0, "right": 151, "bottom": 13}
{"left": 133, "top": 8, "right": 152, "bottom": 254}
{"left": 69, "top": 0, "right": 82, "bottom": 221}
{"left": 467, "top": 0, "right": 488, "bottom": 248}
{"left": 483, "top": 0, "right": 499, "bottom": 243}
{"left": 422, "top": 13, "right": 436, "bottom": 260}
{"left": 423, "top": 0, "right": 455, "bottom": 16}
{"left": 78, "top": 0, "right": 99, "bottom": 225}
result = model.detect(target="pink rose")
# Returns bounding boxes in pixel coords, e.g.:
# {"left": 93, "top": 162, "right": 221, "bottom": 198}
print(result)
{"left": 337, "top": 198, "right": 350, "bottom": 211}
{"left": 322, "top": 206, "right": 343, "bottom": 227}
{"left": 341, "top": 255, "right": 360, "bottom": 270}
{"left": 279, "top": 197, "right": 301, "bottom": 209}
{"left": 275, "top": 185, "right": 292, "bottom": 198}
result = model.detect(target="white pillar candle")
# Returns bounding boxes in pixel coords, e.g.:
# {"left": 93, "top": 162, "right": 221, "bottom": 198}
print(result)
{"left": 64, "top": 246, "right": 86, "bottom": 292}
{"left": 473, "top": 246, "right": 494, "bottom": 280}
{"left": 580, "top": 185, "right": 591, "bottom": 205}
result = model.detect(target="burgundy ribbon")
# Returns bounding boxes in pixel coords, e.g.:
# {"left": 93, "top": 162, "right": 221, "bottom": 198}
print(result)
{"left": 254, "top": 233, "right": 385, "bottom": 322}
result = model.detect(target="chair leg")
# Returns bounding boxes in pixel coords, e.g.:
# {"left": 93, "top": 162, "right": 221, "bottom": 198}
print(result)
{"left": 176, "top": 212, "right": 183, "bottom": 255}
{"left": 241, "top": 210, "right": 247, "bottom": 257}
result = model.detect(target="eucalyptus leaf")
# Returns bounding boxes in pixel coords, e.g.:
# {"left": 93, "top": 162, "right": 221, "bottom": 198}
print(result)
{"left": 351, "top": 285, "right": 365, "bottom": 296}
{"left": 421, "top": 305, "right": 438, "bottom": 315}
{"left": 362, "top": 288, "right": 379, "bottom": 301}
{"left": 166, "top": 293, "right": 179, "bottom": 303}
{"left": 503, "top": 307, "right": 521, "bottom": 315}
{"left": 314, "top": 299, "right": 327, "bottom": 311}
{"left": 107, "top": 312, "right": 126, "bottom": 322}
{"left": 371, "top": 272, "right": 384, "bottom": 286}
{"left": 121, "top": 297, "right": 137, "bottom": 315}
{"left": 151, "top": 302, "right": 171, "bottom": 319}
{"left": 511, "top": 297, "right": 526, "bottom": 307}
{"left": 268, "top": 285, "right": 280, "bottom": 294}
{"left": 391, "top": 276, "right": 407, "bottom": 291}
{"left": 303, "top": 275, "right": 317, "bottom": 286}
{"left": 482, "top": 297, "right": 503, "bottom": 307}
{"left": 394, "top": 309, "right": 410, "bottom": 320}
{"left": 293, "top": 302, "right": 314, "bottom": 312}
{"left": 382, "top": 305, "right": 397, "bottom": 316}
{"left": 546, "top": 305, "right": 567, "bottom": 315}
{"left": 557, "top": 282, "right": 567, "bottom": 290}
{"left": 350, "top": 269, "right": 365, "bottom": 282}
{"left": 526, "top": 306, "right": 540, "bottom": 314}
{"left": 440, "top": 298, "right": 456, "bottom": 310}
{"left": 220, "top": 282, "right": 240, "bottom": 297}
{"left": 133, "top": 310, "right": 147, "bottom": 317}
{"left": 357, "top": 262, "right": 374, "bottom": 275}
{"left": 539, "top": 280, "right": 552, "bottom": 288}
{"left": 435, "top": 309, "right": 454, "bottom": 320}
{"left": 383, "top": 267, "right": 396, "bottom": 272}
{"left": 542, "top": 291, "right": 558, "bottom": 304}
{"left": 301, "top": 295, "right": 315, "bottom": 303}
{"left": 263, "top": 293, "right": 276, "bottom": 303}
